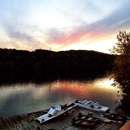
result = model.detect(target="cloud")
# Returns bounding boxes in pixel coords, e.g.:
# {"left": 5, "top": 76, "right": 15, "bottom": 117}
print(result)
{"left": 0, "top": 0, "right": 130, "bottom": 52}
{"left": 46, "top": 28, "right": 66, "bottom": 44}
{"left": 0, "top": 16, "right": 48, "bottom": 50}
{"left": 10, "top": 30, "right": 33, "bottom": 42}
{"left": 46, "top": 1, "right": 130, "bottom": 48}
{"left": 1, "top": 20, "right": 32, "bottom": 41}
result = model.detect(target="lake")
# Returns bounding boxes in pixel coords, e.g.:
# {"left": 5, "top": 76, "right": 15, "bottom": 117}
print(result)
{"left": 0, "top": 77, "right": 121, "bottom": 118}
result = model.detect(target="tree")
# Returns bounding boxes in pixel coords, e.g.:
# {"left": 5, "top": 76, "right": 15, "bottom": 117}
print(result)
{"left": 110, "top": 31, "right": 130, "bottom": 55}
{"left": 110, "top": 31, "right": 130, "bottom": 114}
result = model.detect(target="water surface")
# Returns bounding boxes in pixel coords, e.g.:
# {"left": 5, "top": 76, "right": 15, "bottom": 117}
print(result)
{"left": 0, "top": 77, "right": 121, "bottom": 117}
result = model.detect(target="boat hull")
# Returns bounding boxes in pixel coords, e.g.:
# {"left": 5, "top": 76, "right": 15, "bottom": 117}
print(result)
{"left": 35, "top": 103, "right": 77, "bottom": 123}
{"left": 74, "top": 100, "right": 110, "bottom": 112}
{"left": 71, "top": 113, "right": 101, "bottom": 127}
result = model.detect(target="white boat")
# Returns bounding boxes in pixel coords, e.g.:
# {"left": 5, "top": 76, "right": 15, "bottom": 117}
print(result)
{"left": 74, "top": 100, "right": 110, "bottom": 112}
{"left": 35, "top": 103, "right": 77, "bottom": 123}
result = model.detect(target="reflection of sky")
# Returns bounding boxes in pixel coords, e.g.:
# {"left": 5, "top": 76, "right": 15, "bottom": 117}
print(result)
{"left": 0, "top": 1, "right": 130, "bottom": 53}
{"left": 0, "top": 77, "right": 120, "bottom": 117}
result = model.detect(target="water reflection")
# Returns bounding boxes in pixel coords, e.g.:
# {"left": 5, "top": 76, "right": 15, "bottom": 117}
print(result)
{"left": 0, "top": 77, "right": 121, "bottom": 117}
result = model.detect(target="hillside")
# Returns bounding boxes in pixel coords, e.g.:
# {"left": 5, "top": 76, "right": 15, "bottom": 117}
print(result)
{"left": 0, "top": 48, "right": 115, "bottom": 83}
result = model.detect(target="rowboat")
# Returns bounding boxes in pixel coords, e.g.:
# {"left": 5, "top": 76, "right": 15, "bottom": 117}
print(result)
{"left": 71, "top": 112, "right": 101, "bottom": 127}
{"left": 35, "top": 102, "right": 77, "bottom": 123}
{"left": 99, "top": 113, "right": 128, "bottom": 123}
{"left": 74, "top": 100, "right": 110, "bottom": 112}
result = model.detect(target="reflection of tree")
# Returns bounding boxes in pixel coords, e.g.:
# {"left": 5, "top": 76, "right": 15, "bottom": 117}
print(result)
{"left": 110, "top": 31, "right": 130, "bottom": 114}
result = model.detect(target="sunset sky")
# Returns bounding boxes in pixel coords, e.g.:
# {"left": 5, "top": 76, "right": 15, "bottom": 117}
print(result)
{"left": 0, "top": 0, "right": 130, "bottom": 54}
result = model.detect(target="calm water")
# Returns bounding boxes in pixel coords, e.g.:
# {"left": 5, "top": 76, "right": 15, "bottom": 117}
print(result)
{"left": 0, "top": 77, "right": 121, "bottom": 118}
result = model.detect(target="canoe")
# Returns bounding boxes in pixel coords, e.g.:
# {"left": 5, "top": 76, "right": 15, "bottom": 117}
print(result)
{"left": 74, "top": 100, "right": 110, "bottom": 112}
{"left": 35, "top": 102, "right": 77, "bottom": 123}
{"left": 71, "top": 112, "right": 101, "bottom": 127}
{"left": 100, "top": 113, "right": 127, "bottom": 123}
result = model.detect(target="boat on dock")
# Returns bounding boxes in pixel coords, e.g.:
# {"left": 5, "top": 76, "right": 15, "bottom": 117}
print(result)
{"left": 35, "top": 102, "right": 77, "bottom": 123}
{"left": 0, "top": 105, "right": 125, "bottom": 130}
{"left": 74, "top": 100, "right": 110, "bottom": 112}
{"left": 100, "top": 113, "right": 128, "bottom": 123}
{"left": 71, "top": 112, "right": 101, "bottom": 127}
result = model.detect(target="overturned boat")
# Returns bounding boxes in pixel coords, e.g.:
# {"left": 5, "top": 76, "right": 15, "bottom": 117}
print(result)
{"left": 74, "top": 100, "right": 110, "bottom": 112}
{"left": 35, "top": 103, "right": 77, "bottom": 123}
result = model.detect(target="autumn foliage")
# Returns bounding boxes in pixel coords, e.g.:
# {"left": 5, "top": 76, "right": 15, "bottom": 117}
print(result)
{"left": 0, "top": 49, "right": 114, "bottom": 84}
{"left": 110, "top": 31, "right": 130, "bottom": 55}
{"left": 110, "top": 31, "right": 130, "bottom": 114}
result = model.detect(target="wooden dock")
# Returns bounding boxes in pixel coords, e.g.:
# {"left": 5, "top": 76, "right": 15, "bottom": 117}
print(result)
{"left": 0, "top": 107, "right": 124, "bottom": 130}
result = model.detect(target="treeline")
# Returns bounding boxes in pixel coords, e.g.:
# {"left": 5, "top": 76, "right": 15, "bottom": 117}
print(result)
{"left": 0, "top": 48, "right": 115, "bottom": 83}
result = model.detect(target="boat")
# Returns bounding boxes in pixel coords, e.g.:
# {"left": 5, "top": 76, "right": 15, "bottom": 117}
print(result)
{"left": 71, "top": 112, "right": 101, "bottom": 127}
{"left": 74, "top": 100, "right": 110, "bottom": 112}
{"left": 35, "top": 102, "right": 77, "bottom": 123}
{"left": 99, "top": 113, "right": 128, "bottom": 123}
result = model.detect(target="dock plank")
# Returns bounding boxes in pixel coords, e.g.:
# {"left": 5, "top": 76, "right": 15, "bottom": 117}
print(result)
{"left": 0, "top": 107, "right": 124, "bottom": 130}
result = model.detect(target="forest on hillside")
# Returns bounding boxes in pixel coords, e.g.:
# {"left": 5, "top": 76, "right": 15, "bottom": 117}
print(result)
{"left": 0, "top": 48, "right": 115, "bottom": 84}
